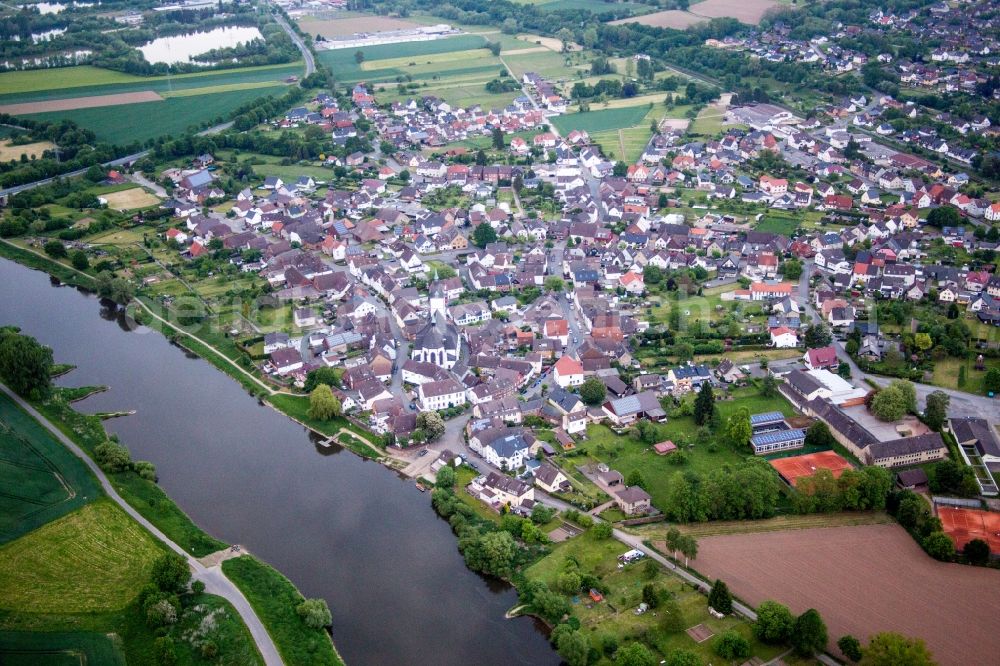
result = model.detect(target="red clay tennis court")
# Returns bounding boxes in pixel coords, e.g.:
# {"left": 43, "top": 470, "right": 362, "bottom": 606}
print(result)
{"left": 937, "top": 506, "right": 1000, "bottom": 553}
{"left": 769, "top": 451, "right": 852, "bottom": 487}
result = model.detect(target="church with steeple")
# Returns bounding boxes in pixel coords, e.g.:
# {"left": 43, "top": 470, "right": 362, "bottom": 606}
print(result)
{"left": 410, "top": 282, "right": 461, "bottom": 369}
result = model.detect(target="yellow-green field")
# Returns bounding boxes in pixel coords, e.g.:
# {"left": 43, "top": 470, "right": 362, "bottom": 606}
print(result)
{"left": 0, "top": 500, "right": 164, "bottom": 613}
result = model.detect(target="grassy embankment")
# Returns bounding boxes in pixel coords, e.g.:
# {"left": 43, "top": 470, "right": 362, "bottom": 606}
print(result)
{"left": 222, "top": 556, "right": 344, "bottom": 666}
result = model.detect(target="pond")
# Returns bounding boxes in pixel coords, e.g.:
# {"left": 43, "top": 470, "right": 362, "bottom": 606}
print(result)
{"left": 139, "top": 26, "right": 263, "bottom": 65}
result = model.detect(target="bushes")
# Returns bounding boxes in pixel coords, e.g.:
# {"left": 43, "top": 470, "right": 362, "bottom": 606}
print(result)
{"left": 753, "top": 600, "right": 794, "bottom": 644}
{"left": 714, "top": 630, "right": 751, "bottom": 660}
{"left": 887, "top": 489, "right": 954, "bottom": 562}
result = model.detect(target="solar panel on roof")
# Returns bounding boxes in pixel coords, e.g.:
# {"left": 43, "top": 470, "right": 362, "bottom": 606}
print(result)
{"left": 751, "top": 428, "right": 806, "bottom": 445}
{"left": 613, "top": 395, "right": 641, "bottom": 414}
{"left": 750, "top": 411, "right": 785, "bottom": 425}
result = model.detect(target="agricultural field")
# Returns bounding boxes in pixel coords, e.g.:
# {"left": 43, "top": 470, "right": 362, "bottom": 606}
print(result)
{"left": 0, "top": 392, "right": 100, "bottom": 545}
{"left": 524, "top": 530, "right": 786, "bottom": 664}
{"left": 0, "top": 630, "right": 126, "bottom": 666}
{"left": 611, "top": 10, "right": 706, "bottom": 29}
{"left": 299, "top": 16, "right": 422, "bottom": 39}
{"left": 692, "top": 524, "right": 1000, "bottom": 663}
{"left": 24, "top": 85, "right": 287, "bottom": 145}
{"left": 0, "top": 499, "right": 164, "bottom": 613}
{"left": 516, "top": 0, "right": 651, "bottom": 12}
{"left": 100, "top": 187, "right": 162, "bottom": 211}
{"left": 0, "top": 139, "right": 55, "bottom": 161}
{"left": 688, "top": 0, "right": 782, "bottom": 24}
{"left": 0, "top": 63, "right": 301, "bottom": 144}
{"left": 551, "top": 105, "right": 652, "bottom": 135}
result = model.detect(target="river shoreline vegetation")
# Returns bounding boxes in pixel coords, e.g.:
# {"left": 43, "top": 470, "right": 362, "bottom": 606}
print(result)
{"left": 0, "top": 327, "right": 337, "bottom": 665}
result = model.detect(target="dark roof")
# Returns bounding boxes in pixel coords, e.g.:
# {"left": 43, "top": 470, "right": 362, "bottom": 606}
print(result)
{"left": 897, "top": 468, "right": 929, "bottom": 486}
{"left": 867, "top": 433, "right": 947, "bottom": 461}
{"left": 950, "top": 417, "right": 1000, "bottom": 457}
{"left": 616, "top": 486, "right": 651, "bottom": 504}
{"left": 786, "top": 369, "right": 823, "bottom": 396}
{"left": 535, "top": 462, "right": 564, "bottom": 486}
{"left": 484, "top": 471, "right": 531, "bottom": 496}
{"left": 807, "top": 398, "right": 879, "bottom": 449}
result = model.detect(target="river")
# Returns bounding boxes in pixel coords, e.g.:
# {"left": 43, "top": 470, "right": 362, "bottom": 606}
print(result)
{"left": 0, "top": 258, "right": 557, "bottom": 666}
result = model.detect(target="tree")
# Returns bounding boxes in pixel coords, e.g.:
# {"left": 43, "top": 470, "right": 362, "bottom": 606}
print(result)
{"left": 678, "top": 534, "right": 698, "bottom": 567}
{"left": 708, "top": 579, "right": 733, "bottom": 614}
{"left": 838, "top": 361, "right": 851, "bottom": 379}
{"left": 963, "top": 538, "right": 991, "bottom": 565}
{"left": 472, "top": 222, "right": 497, "bottom": 248}
{"left": 693, "top": 381, "right": 715, "bottom": 425}
{"left": 838, "top": 635, "right": 863, "bottom": 662}
{"left": 914, "top": 332, "right": 933, "bottom": 353}
{"left": 435, "top": 465, "right": 456, "bottom": 489}
{"left": 308, "top": 385, "right": 342, "bottom": 421}
{"left": 803, "top": 322, "right": 832, "bottom": 349}
{"left": 44, "top": 240, "right": 67, "bottom": 258}
{"left": 715, "top": 630, "right": 752, "bottom": 660}
{"left": 592, "top": 521, "right": 613, "bottom": 539}
{"left": 354, "top": 50, "right": 364, "bottom": 64}
{"left": 643, "top": 264, "right": 663, "bottom": 284}
{"left": 612, "top": 161, "right": 628, "bottom": 177}
{"left": 723, "top": 408, "right": 751, "bottom": 450}
{"left": 95, "top": 440, "right": 132, "bottom": 472}
{"left": 617, "top": 642, "right": 656, "bottom": 666}
{"left": 154, "top": 636, "right": 177, "bottom": 666}
{"left": 557, "top": 570, "right": 581, "bottom": 594}
{"left": 660, "top": 597, "right": 686, "bottom": 632}
{"left": 753, "top": 600, "right": 794, "bottom": 643}
{"left": 146, "top": 598, "right": 178, "bottom": 628}
{"left": 543, "top": 276, "right": 565, "bottom": 293}
{"left": 922, "top": 531, "right": 955, "bottom": 561}
{"left": 477, "top": 530, "right": 517, "bottom": 577}
{"left": 491, "top": 127, "right": 504, "bottom": 150}
{"left": 554, "top": 627, "right": 589, "bottom": 666}
{"left": 870, "top": 380, "right": 916, "bottom": 422}
{"left": 625, "top": 469, "right": 646, "bottom": 489}
{"left": 983, "top": 367, "right": 1000, "bottom": 395}
{"left": 923, "top": 391, "right": 949, "bottom": 431}
{"left": 555, "top": 27, "right": 573, "bottom": 52}
{"left": 304, "top": 367, "right": 343, "bottom": 392}
{"left": 71, "top": 250, "right": 89, "bottom": 270}
{"left": 792, "top": 608, "right": 828, "bottom": 657}
{"left": 861, "top": 632, "right": 935, "bottom": 666}
{"left": 0, "top": 328, "right": 53, "bottom": 399}
{"left": 665, "top": 649, "right": 700, "bottom": 666}
{"left": 926, "top": 205, "right": 961, "bottom": 228}
{"left": 580, "top": 376, "right": 607, "bottom": 405}
{"left": 781, "top": 258, "right": 803, "bottom": 280}
{"left": 416, "top": 411, "right": 445, "bottom": 441}
{"left": 296, "top": 598, "right": 332, "bottom": 629}
{"left": 804, "top": 421, "right": 836, "bottom": 449}
{"left": 150, "top": 552, "right": 190, "bottom": 594}
{"left": 760, "top": 374, "right": 779, "bottom": 397}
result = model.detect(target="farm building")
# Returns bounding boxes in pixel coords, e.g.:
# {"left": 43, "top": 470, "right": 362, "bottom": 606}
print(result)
{"left": 750, "top": 428, "right": 806, "bottom": 455}
{"left": 770, "top": 451, "right": 853, "bottom": 487}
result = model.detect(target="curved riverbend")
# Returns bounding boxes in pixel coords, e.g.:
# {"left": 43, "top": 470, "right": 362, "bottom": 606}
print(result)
{"left": 0, "top": 258, "right": 557, "bottom": 666}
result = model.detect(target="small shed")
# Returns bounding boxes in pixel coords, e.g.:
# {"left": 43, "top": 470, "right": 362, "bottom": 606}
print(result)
{"left": 653, "top": 440, "right": 677, "bottom": 455}
{"left": 896, "top": 468, "right": 929, "bottom": 491}
{"left": 589, "top": 589, "right": 603, "bottom": 603}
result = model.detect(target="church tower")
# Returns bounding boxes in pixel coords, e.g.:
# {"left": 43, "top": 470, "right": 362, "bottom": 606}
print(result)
{"left": 430, "top": 282, "right": 446, "bottom": 320}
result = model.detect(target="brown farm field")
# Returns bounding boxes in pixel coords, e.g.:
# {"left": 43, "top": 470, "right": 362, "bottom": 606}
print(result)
{"left": 0, "top": 91, "right": 163, "bottom": 115}
{"left": 0, "top": 139, "right": 55, "bottom": 160}
{"left": 298, "top": 16, "right": 421, "bottom": 38}
{"left": 611, "top": 10, "right": 705, "bottom": 29}
{"left": 689, "top": 524, "right": 1000, "bottom": 665}
{"left": 689, "top": 0, "right": 781, "bottom": 24}
{"left": 101, "top": 187, "right": 161, "bottom": 211}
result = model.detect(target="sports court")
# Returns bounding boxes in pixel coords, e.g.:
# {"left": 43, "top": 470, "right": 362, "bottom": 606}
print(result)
{"left": 769, "top": 451, "right": 853, "bottom": 487}
{"left": 937, "top": 506, "right": 1000, "bottom": 553}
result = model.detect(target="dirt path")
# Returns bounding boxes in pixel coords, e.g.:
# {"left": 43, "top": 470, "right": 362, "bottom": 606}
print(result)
{"left": 198, "top": 545, "right": 249, "bottom": 568}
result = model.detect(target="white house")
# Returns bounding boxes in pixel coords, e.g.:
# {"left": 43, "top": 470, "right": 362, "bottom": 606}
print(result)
{"left": 770, "top": 326, "right": 798, "bottom": 348}
{"left": 417, "top": 378, "right": 468, "bottom": 411}
{"left": 552, "top": 355, "right": 584, "bottom": 387}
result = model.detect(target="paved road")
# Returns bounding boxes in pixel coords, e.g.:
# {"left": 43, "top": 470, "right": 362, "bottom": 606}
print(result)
{"left": 0, "top": 383, "right": 283, "bottom": 666}
{"left": 272, "top": 8, "right": 315, "bottom": 77}
{"left": 0, "top": 119, "right": 233, "bottom": 201}
{"left": 801, "top": 260, "right": 1000, "bottom": 425}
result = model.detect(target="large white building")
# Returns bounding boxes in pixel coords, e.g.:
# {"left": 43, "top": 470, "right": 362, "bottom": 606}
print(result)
{"left": 411, "top": 285, "right": 461, "bottom": 369}
{"left": 417, "top": 377, "right": 467, "bottom": 411}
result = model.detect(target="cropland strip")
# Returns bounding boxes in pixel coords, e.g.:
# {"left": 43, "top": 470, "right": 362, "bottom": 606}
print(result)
{"left": 299, "top": 16, "right": 421, "bottom": 38}
{"left": 0, "top": 91, "right": 163, "bottom": 115}
{"left": 690, "top": 523, "right": 1000, "bottom": 665}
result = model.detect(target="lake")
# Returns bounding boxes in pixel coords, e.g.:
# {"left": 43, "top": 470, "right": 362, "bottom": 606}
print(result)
{"left": 139, "top": 26, "right": 263, "bottom": 65}
{"left": 0, "top": 258, "right": 557, "bottom": 666}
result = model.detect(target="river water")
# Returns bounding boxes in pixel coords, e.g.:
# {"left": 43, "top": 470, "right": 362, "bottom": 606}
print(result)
{"left": 0, "top": 258, "right": 556, "bottom": 666}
